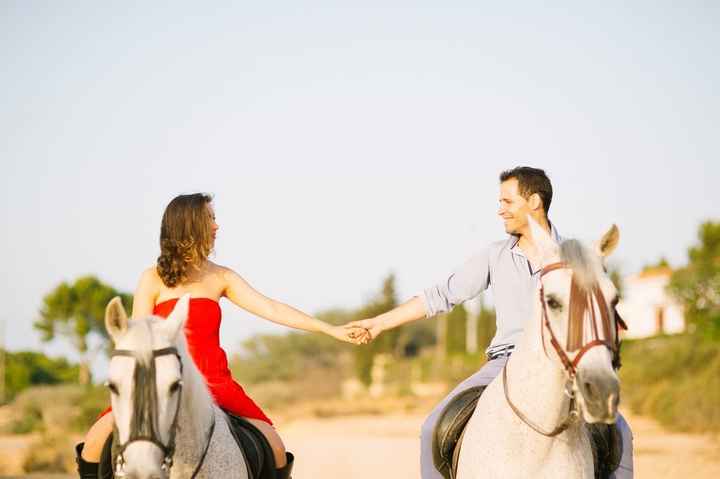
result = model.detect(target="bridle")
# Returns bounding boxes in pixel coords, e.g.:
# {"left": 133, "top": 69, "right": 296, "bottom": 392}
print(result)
{"left": 110, "top": 347, "right": 215, "bottom": 478}
{"left": 538, "top": 262, "right": 624, "bottom": 378}
{"left": 503, "top": 261, "right": 627, "bottom": 437}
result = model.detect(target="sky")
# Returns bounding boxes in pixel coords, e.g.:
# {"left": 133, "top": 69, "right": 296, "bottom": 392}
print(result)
{"left": 1, "top": 1, "right": 718, "bottom": 373}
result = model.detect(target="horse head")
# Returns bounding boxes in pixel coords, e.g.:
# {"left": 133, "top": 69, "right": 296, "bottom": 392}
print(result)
{"left": 104, "top": 294, "right": 190, "bottom": 479}
{"left": 529, "top": 218, "right": 621, "bottom": 424}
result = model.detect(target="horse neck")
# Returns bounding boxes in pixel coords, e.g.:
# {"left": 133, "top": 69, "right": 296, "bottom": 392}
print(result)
{"left": 506, "top": 291, "right": 574, "bottom": 435}
{"left": 174, "top": 332, "right": 215, "bottom": 452}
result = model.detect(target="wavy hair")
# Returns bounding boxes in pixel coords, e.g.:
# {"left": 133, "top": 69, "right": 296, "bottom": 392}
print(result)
{"left": 156, "top": 193, "right": 214, "bottom": 287}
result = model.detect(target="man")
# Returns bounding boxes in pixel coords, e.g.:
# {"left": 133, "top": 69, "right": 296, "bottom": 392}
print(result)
{"left": 347, "top": 166, "right": 633, "bottom": 478}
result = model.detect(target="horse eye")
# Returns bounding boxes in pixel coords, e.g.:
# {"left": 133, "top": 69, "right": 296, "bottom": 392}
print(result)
{"left": 104, "top": 381, "right": 119, "bottom": 395}
{"left": 547, "top": 296, "right": 562, "bottom": 311}
{"left": 169, "top": 380, "right": 183, "bottom": 394}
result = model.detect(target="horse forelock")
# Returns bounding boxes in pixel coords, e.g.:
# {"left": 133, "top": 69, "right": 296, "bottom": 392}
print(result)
{"left": 559, "top": 240, "right": 603, "bottom": 291}
{"left": 121, "top": 318, "right": 155, "bottom": 365}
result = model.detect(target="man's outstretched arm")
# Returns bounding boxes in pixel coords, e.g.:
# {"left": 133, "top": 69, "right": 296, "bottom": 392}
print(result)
{"left": 346, "top": 245, "right": 492, "bottom": 342}
{"left": 345, "top": 296, "right": 427, "bottom": 340}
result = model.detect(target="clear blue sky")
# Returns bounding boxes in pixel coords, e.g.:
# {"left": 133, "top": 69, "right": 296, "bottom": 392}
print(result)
{"left": 2, "top": 1, "right": 718, "bottom": 369}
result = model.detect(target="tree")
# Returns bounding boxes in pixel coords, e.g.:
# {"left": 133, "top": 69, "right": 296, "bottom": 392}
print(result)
{"left": 606, "top": 263, "right": 625, "bottom": 299}
{"left": 668, "top": 221, "right": 720, "bottom": 339}
{"left": 353, "top": 274, "right": 399, "bottom": 386}
{"left": 445, "top": 304, "right": 468, "bottom": 356}
{"left": 231, "top": 308, "right": 353, "bottom": 385}
{"left": 476, "top": 305, "right": 497, "bottom": 352}
{"left": 2, "top": 350, "right": 79, "bottom": 404}
{"left": 34, "top": 276, "right": 132, "bottom": 384}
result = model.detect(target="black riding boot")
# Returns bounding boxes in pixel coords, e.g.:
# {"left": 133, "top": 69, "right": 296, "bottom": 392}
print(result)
{"left": 75, "top": 443, "right": 99, "bottom": 479}
{"left": 276, "top": 452, "right": 294, "bottom": 479}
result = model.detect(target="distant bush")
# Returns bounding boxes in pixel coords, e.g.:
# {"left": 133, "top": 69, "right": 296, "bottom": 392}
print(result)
{"left": 23, "top": 433, "right": 75, "bottom": 473}
{"left": 619, "top": 334, "right": 720, "bottom": 433}
{"left": 4, "top": 384, "right": 108, "bottom": 435}
{"left": 1, "top": 350, "right": 79, "bottom": 404}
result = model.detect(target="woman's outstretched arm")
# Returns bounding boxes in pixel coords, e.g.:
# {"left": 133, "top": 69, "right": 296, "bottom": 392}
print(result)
{"left": 222, "top": 267, "right": 367, "bottom": 343}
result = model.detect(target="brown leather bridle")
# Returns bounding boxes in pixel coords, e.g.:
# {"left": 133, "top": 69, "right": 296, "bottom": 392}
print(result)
{"left": 502, "top": 261, "right": 627, "bottom": 437}
{"left": 538, "top": 262, "right": 625, "bottom": 378}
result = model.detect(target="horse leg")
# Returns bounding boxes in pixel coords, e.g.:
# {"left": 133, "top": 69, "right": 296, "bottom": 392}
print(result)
{"left": 243, "top": 417, "right": 288, "bottom": 468}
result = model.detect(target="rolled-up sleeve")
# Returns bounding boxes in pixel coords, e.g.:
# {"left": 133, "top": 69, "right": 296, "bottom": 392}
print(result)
{"left": 422, "top": 248, "right": 491, "bottom": 318}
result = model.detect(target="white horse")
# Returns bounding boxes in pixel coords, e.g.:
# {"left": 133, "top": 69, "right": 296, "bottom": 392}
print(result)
{"left": 104, "top": 294, "right": 249, "bottom": 479}
{"left": 457, "top": 220, "right": 622, "bottom": 479}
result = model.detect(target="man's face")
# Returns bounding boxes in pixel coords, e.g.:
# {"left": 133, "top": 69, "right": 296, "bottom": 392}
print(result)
{"left": 498, "top": 178, "right": 532, "bottom": 235}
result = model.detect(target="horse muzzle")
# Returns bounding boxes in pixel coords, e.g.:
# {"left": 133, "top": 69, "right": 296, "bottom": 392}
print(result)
{"left": 575, "top": 366, "right": 620, "bottom": 424}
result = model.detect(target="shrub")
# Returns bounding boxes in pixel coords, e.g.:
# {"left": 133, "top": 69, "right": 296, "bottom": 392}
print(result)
{"left": 619, "top": 334, "right": 720, "bottom": 433}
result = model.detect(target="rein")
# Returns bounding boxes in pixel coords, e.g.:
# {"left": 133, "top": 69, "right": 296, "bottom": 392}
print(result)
{"left": 110, "top": 347, "right": 215, "bottom": 478}
{"left": 503, "top": 261, "right": 625, "bottom": 437}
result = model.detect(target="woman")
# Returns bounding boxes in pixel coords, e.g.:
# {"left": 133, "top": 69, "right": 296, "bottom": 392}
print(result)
{"left": 75, "top": 193, "right": 367, "bottom": 479}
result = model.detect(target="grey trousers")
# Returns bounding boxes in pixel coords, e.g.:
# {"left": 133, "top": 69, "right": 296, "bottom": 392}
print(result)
{"left": 420, "top": 357, "right": 634, "bottom": 478}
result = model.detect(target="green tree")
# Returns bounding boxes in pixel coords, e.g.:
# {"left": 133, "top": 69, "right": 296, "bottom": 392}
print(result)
{"left": 476, "top": 305, "right": 497, "bottom": 352}
{"left": 2, "top": 350, "right": 79, "bottom": 404}
{"left": 353, "top": 274, "right": 399, "bottom": 385}
{"left": 445, "top": 305, "right": 468, "bottom": 355}
{"left": 231, "top": 308, "right": 353, "bottom": 385}
{"left": 668, "top": 221, "right": 720, "bottom": 339}
{"left": 34, "top": 276, "right": 132, "bottom": 384}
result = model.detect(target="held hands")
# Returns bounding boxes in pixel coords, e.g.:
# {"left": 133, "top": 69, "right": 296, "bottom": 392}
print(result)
{"left": 327, "top": 325, "right": 372, "bottom": 345}
{"left": 342, "top": 317, "right": 383, "bottom": 345}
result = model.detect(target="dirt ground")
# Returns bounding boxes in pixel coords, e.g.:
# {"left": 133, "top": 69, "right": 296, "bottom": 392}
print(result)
{"left": 2, "top": 410, "right": 718, "bottom": 478}
{"left": 278, "top": 410, "right": 720, "bottom": 479}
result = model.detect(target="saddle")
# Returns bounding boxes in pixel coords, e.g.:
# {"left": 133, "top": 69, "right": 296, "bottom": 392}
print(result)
{"left": 98, "top": 410, "right": 277, "bottom": 479}
{"left": 432, "top": 386, "right": 486, "bottom": 479}
{"left": 431, "top": 386, "right": 623, "bottom": 479}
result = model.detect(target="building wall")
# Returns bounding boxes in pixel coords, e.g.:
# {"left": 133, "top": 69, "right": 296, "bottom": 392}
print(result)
{"left": 616, "top": 271, "right": 685, "bottom": 339}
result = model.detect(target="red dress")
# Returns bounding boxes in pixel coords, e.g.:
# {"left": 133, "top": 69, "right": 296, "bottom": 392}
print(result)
{"left": 100, "top": 297, "right": 272, "bottom": 425}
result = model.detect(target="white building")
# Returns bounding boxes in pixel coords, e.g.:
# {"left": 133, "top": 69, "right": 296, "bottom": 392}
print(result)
{"left": 616, "top": 266, "right": 685, "bottom": 339}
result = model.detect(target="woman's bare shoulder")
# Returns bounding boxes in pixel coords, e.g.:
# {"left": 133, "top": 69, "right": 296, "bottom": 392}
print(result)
{"left": 207, "top": 261, "right": 236, "bottom": 277}
{"left": 138, "top": 265, "right": 162, "bottom": 287}
{"left": 207, "top": 262, "right": 245, "bottom": 285}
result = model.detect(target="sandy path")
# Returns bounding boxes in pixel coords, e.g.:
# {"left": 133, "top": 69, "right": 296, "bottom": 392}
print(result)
{"left": 279, "top": 411, "right": 720, "bottom": 479}
{"left": 281, "top": 414, "right": 421, "bottom": 479}
{"left": 2, "top": 411, "right": 718, "bottom": 478}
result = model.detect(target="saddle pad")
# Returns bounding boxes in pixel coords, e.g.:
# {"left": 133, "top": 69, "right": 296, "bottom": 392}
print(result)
{"left": 96, "top": 412, "right": 276, "bottom": 479}
{"left": 588, "top": 422, "right": 623, "bottom": 479}
{"left": 224, "top": 411, "right": 277, "bottom": 479}
{"left": 432, "top": 385, "right": 486, "bottom": 479}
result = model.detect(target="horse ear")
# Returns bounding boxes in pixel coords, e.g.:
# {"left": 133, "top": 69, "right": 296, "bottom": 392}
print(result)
{"left": 595, "top": 224, "right": 620, "bottom": 258}
{"left": 528, "top": 215, "right": 559, "bottom": 263}
{"left": 162, "top": 293, "right": 190, "bottom": 341}
{"left": 105, "top": 297, "right": 129, "bottom": 341}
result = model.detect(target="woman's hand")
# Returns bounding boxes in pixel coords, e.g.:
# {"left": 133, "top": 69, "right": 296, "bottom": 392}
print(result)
{"left": 327, "top": 325, "right": 371, "bottom": 344}
{"left": 343, "top": 317, "right": 383, "bottom": 343}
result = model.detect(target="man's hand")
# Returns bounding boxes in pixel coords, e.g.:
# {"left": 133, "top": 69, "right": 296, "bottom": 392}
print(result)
{"left": 344, "top": 317, "right": 384, "bottom": 343}
{"left": 328, "top": 325, "right": 371, "bottom": 345}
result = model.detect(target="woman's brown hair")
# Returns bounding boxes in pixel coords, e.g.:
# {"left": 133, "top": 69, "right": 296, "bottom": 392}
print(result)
{"left": 156, "top": 193, "right": 214, "bottom": 287}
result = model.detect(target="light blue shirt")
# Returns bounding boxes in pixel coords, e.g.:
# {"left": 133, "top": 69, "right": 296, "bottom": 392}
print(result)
{"left": 422, "top": 226, "right": 562, "bottom": 354}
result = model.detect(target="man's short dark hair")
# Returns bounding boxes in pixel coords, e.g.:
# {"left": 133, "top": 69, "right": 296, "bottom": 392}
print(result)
{"left": 499, "top": 166, "right": 553, "bottom": 216}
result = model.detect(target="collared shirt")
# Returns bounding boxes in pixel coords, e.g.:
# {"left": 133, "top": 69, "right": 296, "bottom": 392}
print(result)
{"left": 422, "top": 225, "right": 562, "bottom": 355}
